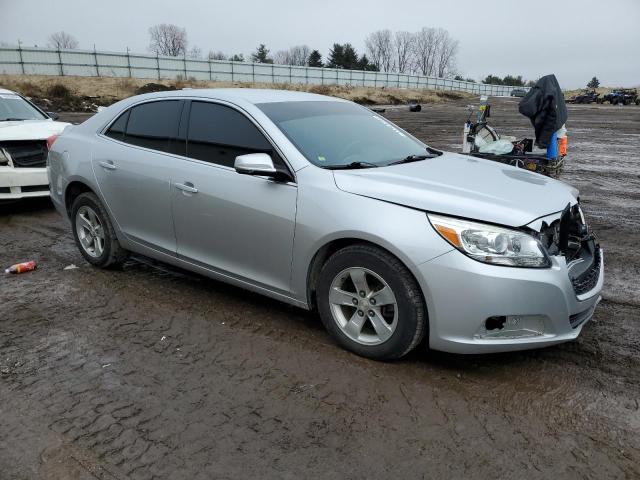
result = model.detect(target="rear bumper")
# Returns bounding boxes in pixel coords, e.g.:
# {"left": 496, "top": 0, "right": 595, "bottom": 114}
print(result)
{"left": 416, "top": 248, "right": 604, "bottom": 354}
{"left": 0, "top": 167, "right": 49, "bottom": 199}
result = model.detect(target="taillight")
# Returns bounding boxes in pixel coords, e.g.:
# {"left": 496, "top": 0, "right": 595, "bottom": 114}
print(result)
{"left": 46, "top": 134, "right": 59, "bottom": 151}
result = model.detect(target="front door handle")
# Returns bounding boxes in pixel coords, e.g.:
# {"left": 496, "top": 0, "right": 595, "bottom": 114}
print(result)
{"left": 99, "top": 160, "right": 116, "bottom": 170}
{"left": 175, "top": 182, "right": 198, "bottom": 194}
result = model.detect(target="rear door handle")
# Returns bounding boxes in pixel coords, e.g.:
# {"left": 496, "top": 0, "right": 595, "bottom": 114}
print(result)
{"left": 99, "top": 160, "right": 116, "bottom": 170}
{"left": 175, "top": 182, "right": 198, "bottom": 194}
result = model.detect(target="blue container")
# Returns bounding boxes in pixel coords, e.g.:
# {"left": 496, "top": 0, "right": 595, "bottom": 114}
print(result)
{"left": 546, "top": 132, "right": 558, "bottom": 159}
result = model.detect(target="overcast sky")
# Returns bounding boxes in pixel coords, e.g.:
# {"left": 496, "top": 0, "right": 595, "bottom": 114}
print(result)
{"left": 2, "top": 0, "right": 639, "bottom": 88}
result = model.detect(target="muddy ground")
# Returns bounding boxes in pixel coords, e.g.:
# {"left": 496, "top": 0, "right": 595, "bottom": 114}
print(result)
{"left": 1, "top": 98, "right": 638, "bottom": 479}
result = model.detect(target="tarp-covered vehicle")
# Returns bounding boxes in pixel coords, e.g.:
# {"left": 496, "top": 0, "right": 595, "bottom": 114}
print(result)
{"left": 462, "top": 74, "right": 567, "bottom": 178}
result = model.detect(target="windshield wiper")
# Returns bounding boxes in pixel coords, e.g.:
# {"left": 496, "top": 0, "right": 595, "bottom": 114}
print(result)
{"left": 387, "top": 154, "right": 438, "bottom": 166}
{"left": 323, "top": 161, "right": 379, "bottom": 170}
{"left": 0, "top": 118, "right": 27, "bottom": 122}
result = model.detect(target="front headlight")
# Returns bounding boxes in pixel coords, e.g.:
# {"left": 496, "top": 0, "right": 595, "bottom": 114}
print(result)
{"left": 427, "top": 213, "right": 551, "bottom": 268}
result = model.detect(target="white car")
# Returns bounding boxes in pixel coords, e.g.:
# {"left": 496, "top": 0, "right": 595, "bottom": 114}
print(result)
{"left": 0, "top": 88, "right": 69, "bottom": 200}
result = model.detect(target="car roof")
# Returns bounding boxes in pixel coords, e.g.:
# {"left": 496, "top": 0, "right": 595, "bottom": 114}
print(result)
{"left": 0, "top": 88, "right": 18, "bottom": 95}
{"left": 138, "top": 88, "right": 347, "bottom": 105}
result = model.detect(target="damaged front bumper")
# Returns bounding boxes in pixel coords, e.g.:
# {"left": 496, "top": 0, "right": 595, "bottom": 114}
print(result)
{"left": 0, "top": 166, "right": 50, "bottom": 199}
{"left": 416, "top": 204, "right": 604, "bottom": 354}
{"left": 417, "top": 246, "right": 603, "bottom": 354}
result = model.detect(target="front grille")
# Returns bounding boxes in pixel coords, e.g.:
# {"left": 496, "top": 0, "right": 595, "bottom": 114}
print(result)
{"left": 572, "top": 248, "right": 601, "bottom": 296}
{"left": 1, "top": 141, "right": 48, "bottom": 168}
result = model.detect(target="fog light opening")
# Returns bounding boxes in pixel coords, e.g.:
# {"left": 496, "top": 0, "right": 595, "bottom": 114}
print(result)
{"left": 485, "top": 316, "right": 506, "bottom": 331}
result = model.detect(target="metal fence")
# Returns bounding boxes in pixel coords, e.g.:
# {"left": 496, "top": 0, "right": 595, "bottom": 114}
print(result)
{"left": 0, "top": 46, "right": 527, "bottom": 97}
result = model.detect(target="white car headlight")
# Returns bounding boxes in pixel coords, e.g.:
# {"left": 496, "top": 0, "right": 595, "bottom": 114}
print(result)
{"left": 427, "top": 213, "right": 551, "bottom": 268}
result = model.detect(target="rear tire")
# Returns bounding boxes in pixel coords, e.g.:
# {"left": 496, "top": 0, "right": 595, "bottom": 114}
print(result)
{"left": 316, "top": 244, "right": 427, "bottom": 360}
{"left": 71, "top": 192, "right": 127, "bottom": 268}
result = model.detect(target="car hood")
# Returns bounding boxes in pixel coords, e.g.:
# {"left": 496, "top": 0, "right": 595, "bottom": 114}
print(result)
{"left": 333, "top": 152, "right": 578, "bottom": 228}
{"left": 0, "top": 120, "right": 70, "bottom": 141}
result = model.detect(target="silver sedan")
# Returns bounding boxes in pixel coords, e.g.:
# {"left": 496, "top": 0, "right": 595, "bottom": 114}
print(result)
{"left": 48, "top": 89, "right": 603, "bottom": 359}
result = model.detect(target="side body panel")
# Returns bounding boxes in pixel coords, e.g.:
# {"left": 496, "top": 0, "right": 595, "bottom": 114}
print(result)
{"left": 172, "top": 159, "right": 297, "bottom": 295}
{"left": 289, "top": 166, "right": 454, "bottom": 306}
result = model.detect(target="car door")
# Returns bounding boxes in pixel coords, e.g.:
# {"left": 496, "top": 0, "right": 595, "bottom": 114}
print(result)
{"left": 172, "top": 100, "right": 297, "bottom": 294}
{"left": 93, "top": 100, "right": 184, "bottom": 255}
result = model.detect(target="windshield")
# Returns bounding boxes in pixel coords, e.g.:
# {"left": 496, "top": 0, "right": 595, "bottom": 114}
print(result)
{"left": 257, "top": 101, "right": 428, "bottom": 168}
{"left": 0, "top": 93, "right": 48, "bottom": 121}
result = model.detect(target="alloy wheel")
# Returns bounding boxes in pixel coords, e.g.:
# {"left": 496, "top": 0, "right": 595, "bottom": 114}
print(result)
{"left": 75, "top": 205, "right": 105, "bottom": 258}
{"left": 328, "top": 267, "right": 398, "bottom": 345}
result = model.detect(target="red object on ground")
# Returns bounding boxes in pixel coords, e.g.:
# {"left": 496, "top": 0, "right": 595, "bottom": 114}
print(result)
{"left": 5, "top": 260, "right": 37, "bottom": 274}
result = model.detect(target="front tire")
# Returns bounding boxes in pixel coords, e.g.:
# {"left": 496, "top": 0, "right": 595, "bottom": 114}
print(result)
{"left": 71, "top": 192, "right": 127, "bottom": 268}
{"left": 316, "top": 244, "right": 427, "bottom": 360}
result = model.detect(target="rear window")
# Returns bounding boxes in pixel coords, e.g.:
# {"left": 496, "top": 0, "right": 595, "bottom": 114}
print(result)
{"left": 119, "top": 100, "right": 182, "bottom": 153}
{"left": 105, "top": 110, "right": 129, "bottom": 141}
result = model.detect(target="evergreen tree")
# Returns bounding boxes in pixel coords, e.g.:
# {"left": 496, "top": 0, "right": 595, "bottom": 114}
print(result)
{"left": 308, "top": 49, "right": 323, "bottom": 67}
{"left": 327, "top": 44, "right": 345, "bottom": 68}
{"left": 251, "top": 44, "right": 273, "bottom": 63}
{"left": 342, "top": 44, "right": 359, "bottom": 69}
{"left": 358, "top": 54, "right": 377, "bottom": 71}
{"left": 587, "top": 76, "right": 600, "bottom": 89}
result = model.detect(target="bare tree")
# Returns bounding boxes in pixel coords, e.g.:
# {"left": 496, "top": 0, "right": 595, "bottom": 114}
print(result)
{"left": 435, "top": 29, "right": 459, "bottom": 78}
{"left": 188, "top": 46, "right": 202, "bottom": 59}
{"left": 394, "top": 31, "right": 414, "bottom": 74}
{"left": 208, "top": 50, "right": 227, "bottom": 60}
{"left": 273, "top": 45, "right": 311, "bottom": 66}
{"left": 413, "top": 27, "right": 439, "bottom": 76}
{"left": 47, "top": 31, "right": 78, "bottom": 49}
{"left": 365, "top": 30, "right": 394, "bottom": 72}
{"left": 148, "top": 24, "right": 187, "bottom": 57}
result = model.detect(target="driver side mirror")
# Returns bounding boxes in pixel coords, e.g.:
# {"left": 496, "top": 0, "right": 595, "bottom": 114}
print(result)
{"left": 234, "top": 153, "right": 277, "bottom": 177}
{"left": 48, "top": 111, "right": 60, "bottom": 120}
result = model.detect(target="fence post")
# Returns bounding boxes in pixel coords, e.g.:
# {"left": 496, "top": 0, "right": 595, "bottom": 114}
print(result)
{"left": 156, "top": 53, "right": 160, "bottom": 80}
{"left": 183, "top": 52, "right": 187, "bottom": 79}
{"left": 17, "top": 40, "right": 25, "bottom": 74}
{"left": 231, "top": 61, "right": 234, "bottom": 82}
{"left": 349, "top": 69, "right": 352, "bottom": 86}
{"left": 208, "top": 58, "right": 212, "bottom": 81}
{"left": 93, "top": 44, "right": 99, "bottom": 77}
{"left": 335, "top": 68, "right": 338, "bottom": 86}
{"left": 321, "top": 68, "right": 324, "bottom": 85}
{"left": 289, "top": 65, "right": 292, "bottom": 84}
{"left": 126, "top": 47, "right": 132, "bottom": 77}
{"left": 252, "top": 62, "right": 255, "bottom": 83}
{"left": 305, "top": 66, "right": 308, "bottom": 84}
{"left": 57, "top": 48, "right": 64, "bottom": 76}
{"left": 271, "top": 64, "right": 274, "bottom": 84}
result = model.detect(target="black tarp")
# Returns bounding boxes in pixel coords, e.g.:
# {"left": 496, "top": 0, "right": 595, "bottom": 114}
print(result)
{"left": 518, "top": 74, "right": 567, "bottom": 148}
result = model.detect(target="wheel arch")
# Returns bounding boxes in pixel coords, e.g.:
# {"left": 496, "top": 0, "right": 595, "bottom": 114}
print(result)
{"left": 64, "top": 180, "right": 95, "bottom": 218}
{"left": 305, "top": 237, "right": 426, "bottom": 313}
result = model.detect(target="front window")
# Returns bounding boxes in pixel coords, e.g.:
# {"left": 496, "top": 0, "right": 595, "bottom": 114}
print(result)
{"left": 257, "top": 101, "right": 429, "bottom": 168}
{"left": 0, "top": 93, "right": 48, "bottom": 121}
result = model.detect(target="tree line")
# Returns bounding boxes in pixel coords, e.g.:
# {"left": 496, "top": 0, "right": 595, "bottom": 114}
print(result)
{"left": 36, "top": 27, "right": 534, "bottom": 84}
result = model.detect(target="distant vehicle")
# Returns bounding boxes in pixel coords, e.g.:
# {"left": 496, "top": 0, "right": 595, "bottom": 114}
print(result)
{"left": 599, "top": 89, "right": 638, "bottom": 105}
{"left": 49, "top": 89, "right": 603, "bottom": 359}
{"left": 0, "top": 88, "right": 68, "bottom": 201}
{"left": 567, "top": 90, "right": 600, "bottom": 104}
{"left": 510, "top": 88, "right": 527, "bottom": 97}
